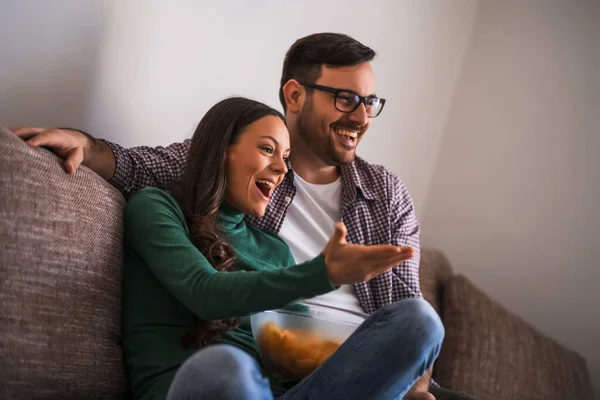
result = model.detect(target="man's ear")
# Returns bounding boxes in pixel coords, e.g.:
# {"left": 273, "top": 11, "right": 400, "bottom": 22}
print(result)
{"left": 282, "top": 80, "right": 304, "bottom": 114}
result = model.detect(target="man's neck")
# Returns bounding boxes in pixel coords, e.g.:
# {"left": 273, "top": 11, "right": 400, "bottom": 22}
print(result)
{"left": 289, "top": 152, "right": 340, "bottom": 185}
{"left": 287, "top": 123, "right": 341, "bottom": 184}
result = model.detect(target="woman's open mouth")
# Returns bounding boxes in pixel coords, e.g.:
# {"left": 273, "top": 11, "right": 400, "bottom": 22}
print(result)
{"left": 255, "top": 179, "right": 276, "bottom": 200}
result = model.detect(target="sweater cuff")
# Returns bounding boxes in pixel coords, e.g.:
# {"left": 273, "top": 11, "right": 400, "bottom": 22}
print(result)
{"left": 294, "top": 253, "right": 337, "bottom": 296}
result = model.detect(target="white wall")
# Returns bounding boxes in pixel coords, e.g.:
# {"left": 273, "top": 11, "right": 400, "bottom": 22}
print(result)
{"left": 421, "top": 1, "right": 600, "bottom": 397}
{"left": 0, "top": 1, "right": 111, "bottom": 128}
{"left": 0, "top": 0, "right": 478, "bottom": 212}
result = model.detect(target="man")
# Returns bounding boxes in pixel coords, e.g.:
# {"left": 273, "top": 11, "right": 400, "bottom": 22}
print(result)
{"left": 13, "top": 33, "right": 473, "bottom": 400}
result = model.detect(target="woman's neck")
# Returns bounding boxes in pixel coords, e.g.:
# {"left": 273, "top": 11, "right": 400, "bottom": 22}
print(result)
{"left": 218, "top": 201, "right": 245, "bottom": 230}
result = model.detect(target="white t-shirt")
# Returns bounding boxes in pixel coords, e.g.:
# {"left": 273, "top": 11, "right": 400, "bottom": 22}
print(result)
{"left": 278, "top": 172, "right": 368, "bottom": 325}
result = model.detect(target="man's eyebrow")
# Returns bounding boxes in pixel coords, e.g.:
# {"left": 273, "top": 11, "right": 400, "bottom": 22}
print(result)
{"left": 339, "top": 87, "right": 378, "bottom": 98}
{"left": 261, "top": 135, "right": 291, "bottom": 152}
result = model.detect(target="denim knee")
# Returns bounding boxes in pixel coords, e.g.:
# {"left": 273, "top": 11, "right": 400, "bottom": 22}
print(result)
{"left": 167, "top": 344, "right": 272, "bottom": 400}
{"left": 387, "top": 298, "right": 445, "bottom": 349}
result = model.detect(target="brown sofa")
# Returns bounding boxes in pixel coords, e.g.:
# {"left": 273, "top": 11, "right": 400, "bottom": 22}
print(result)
{"left": 0, "top": 127, "right": 593, "bottom": 400}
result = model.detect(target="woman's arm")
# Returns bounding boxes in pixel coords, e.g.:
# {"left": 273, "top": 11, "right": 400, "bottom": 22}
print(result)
{"left": 125, "top": 188, "right": 334, "bottom": 321}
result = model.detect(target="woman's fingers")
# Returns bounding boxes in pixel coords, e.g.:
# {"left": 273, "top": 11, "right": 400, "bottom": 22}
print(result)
{"left": 330, "top": 222, "right": 348, "bottom": 245}
{"left": 358, "top": 244, "right": 413, "bottom": 261}
{"left": 363, "top": 247, "right": 414, "bottom": 277}
{"left": 323, "top": 239, "right": 415, "bottom": 285}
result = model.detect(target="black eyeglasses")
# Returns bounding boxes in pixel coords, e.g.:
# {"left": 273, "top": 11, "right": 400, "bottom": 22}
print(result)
{"left": 298, "top": 81, "right": 386, "bottom": 118}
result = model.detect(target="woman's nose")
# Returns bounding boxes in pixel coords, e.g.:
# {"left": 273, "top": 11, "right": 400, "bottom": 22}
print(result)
{"left": 271, "top": 157, "right": 288, "bottom": 175}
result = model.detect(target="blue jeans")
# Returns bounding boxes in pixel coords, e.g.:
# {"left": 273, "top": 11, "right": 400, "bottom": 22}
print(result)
{"left": 167, "top": 298, "right": 444, "bottom": 400}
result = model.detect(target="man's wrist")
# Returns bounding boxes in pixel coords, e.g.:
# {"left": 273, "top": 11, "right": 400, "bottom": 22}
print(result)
{"left": 67, "top": 128, "right": 116, "bottom": 181}
{"left": 88, "top": 137, "right": 116, "bottom": 181}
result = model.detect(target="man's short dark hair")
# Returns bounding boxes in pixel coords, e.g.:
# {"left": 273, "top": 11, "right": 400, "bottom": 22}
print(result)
{"left": 279, "top": 33, "right": 376, "bottom": 111}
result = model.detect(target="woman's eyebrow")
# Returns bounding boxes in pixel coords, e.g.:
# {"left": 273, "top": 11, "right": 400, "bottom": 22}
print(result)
{"left": 261, "top": 135, "right": 290, "bottom": 152}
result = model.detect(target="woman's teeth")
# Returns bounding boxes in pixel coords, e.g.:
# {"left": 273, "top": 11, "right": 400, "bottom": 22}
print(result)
{"left": 256, "top": 180, "right": 275, "bottom": 189}
{"left": 256, "top": 180, "right": 275, "bottom": 198}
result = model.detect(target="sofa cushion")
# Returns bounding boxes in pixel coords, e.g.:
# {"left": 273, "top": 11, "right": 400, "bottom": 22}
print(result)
{"left": 419, "top": 248, "right": 454, "bottom": 315}
{"left": 0, "top": 127, "right": 127, "bottom": 398}
{"left": 434, "top": 274, "right": 593, "bottom": 400}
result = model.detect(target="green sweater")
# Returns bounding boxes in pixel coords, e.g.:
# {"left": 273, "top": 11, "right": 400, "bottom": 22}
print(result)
{"left": 122, "top": 187, "right": 335, "bottom": 399}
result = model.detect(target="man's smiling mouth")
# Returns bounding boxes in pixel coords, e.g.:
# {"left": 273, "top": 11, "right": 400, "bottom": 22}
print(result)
{"left": 333, "top": 126, "right": 358, "bottom": 147}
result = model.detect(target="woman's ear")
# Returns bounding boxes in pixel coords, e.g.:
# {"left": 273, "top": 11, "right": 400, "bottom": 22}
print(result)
{"left": 223, "top": 148, "right": 231, "bottom": 165}
{"left": 282, "top": 80, "right": 304, "bottom": 114}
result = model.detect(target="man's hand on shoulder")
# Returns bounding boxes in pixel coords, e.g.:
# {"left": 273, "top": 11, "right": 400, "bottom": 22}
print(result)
{"left": 11, "top": 127, "right": 91, "bottom": 173}
{"left": 10, "top": 127, "right": 116, "bottom": 180}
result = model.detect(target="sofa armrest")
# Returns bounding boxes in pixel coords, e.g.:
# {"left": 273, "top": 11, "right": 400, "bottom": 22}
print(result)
{"left": 0, "top": 127, "right": 127, "bottom": 398}
{"left": 419, "top": 248, "right": 455, "bottom": 316}
{"left": 433, "top": 275, "right": 593, "bottom": 400}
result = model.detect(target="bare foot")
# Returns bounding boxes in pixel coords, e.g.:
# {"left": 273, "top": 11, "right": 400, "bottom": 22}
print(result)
{"left": 405, "top": 391, "right": 436, "bottom": 400}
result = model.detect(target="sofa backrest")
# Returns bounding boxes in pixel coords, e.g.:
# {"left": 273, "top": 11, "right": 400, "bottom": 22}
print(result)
{"left": 0, "top": 127, "right": 128, "bottom": 398}
{"left": 419, "top": 248, "right": 454, "bottom": 316}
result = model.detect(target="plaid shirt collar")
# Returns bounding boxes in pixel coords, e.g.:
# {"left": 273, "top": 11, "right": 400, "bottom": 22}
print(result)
{"left": 283, "top": 158, "right": 381, "bottom": 204}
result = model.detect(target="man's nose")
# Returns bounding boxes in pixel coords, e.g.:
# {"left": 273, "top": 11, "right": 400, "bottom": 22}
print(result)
{"left": 348, "top": 102, "right": 369, "bottom": 126}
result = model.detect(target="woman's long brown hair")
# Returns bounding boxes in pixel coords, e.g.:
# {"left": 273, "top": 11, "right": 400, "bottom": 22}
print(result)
{"left": 171, "top": 97, "right": 285, "bottom": 348}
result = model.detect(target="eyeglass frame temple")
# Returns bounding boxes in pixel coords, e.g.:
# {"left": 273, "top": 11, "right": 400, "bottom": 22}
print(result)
{"left": 297, "top": 81, "right": 386, "bottom": 118}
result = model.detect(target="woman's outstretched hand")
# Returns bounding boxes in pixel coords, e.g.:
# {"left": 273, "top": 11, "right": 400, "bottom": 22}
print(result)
{"left": 322, "top": 222, "right": 414, "bottom": 286}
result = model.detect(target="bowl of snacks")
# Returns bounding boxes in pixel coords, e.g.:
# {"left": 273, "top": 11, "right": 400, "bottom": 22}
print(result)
{"left": 250, "top": 305, "right": 360, "bottom": 379}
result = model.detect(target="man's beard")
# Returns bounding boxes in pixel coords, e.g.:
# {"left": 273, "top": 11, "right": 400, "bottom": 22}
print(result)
{"left": 296, "top": 103, "right": 356, "bottom": 166}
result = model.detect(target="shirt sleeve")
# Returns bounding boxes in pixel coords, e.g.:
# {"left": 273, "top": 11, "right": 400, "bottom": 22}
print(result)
{"left": 125, "top": 188, "right": 335, "bottom": 321}
{"left": 387, "top": 171, "right": 423, "bottom": 299}
{"left": 101, "top": 139, "right": 191, "bottom": 199}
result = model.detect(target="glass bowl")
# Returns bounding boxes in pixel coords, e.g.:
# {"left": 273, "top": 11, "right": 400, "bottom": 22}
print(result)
{"left": 250, "top": 306, "right": 360, "bottom": 379}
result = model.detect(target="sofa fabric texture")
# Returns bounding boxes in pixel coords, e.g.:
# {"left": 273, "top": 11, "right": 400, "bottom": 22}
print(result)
{"left": 434, "top": 274, "right": 593, "bottom": 400}
{"left": 0, "top": 127, "right": 127, "bottom": 398}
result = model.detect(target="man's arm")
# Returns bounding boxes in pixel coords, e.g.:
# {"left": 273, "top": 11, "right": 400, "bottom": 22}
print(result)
{"left": 387, "top": 173, "right": 437, "bottom": 399}
{"left": 10, "top": 127, "right": 190, "bottom": 199}
{"left": 103, "top": 139, "right": 189, "bottom": 199}
{"left": 388, "top": 170, "right": 422, "bottom": 299}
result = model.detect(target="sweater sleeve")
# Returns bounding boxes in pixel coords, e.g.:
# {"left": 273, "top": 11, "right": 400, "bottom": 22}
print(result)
{"left": 124, "top": 188, "right": 335, "bottom": 320}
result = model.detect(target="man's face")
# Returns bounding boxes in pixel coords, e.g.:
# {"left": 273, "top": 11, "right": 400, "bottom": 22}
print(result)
{"left": 294, "top": 62, "right": 376, "bottom": 166}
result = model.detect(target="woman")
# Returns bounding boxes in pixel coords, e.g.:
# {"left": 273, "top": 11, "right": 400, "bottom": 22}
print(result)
{"left": 122, "top": 97, "right": 442, "bottom": 400}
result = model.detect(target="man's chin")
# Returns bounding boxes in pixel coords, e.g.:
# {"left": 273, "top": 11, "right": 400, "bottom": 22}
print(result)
{"left": 332, "top": 150, "right": 356, "bottom": 165}
{"left": 319, "top": 146, "right": 356, "bottom": 166}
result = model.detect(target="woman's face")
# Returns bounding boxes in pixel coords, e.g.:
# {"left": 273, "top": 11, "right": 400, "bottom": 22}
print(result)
{"left": 224, "top": 115, "right": 290, "bottom": 217}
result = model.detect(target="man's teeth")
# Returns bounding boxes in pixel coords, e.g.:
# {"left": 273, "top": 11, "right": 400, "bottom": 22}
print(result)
{"left": 335, "top": 128, "right": 358, "bottom": 138}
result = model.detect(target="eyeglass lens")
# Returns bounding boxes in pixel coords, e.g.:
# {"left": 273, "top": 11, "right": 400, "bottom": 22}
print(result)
{"left": 335, "top": 92, "right": 383, "bottom": 117}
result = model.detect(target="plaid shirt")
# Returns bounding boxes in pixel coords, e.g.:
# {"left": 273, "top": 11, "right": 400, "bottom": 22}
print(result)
{"left": 105, "top": 139, "right": 422, "bottom": 314}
